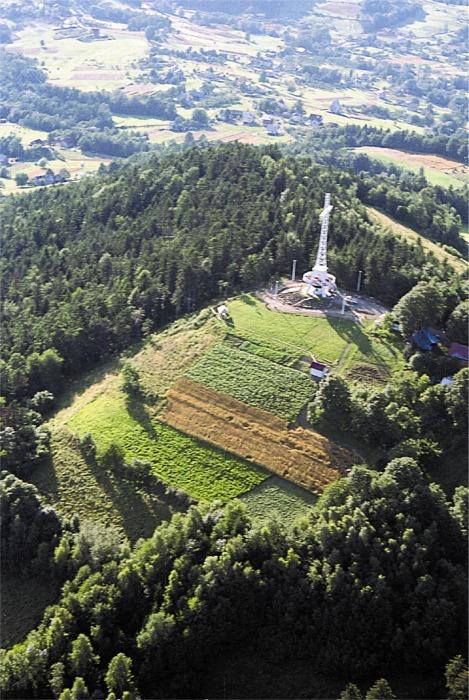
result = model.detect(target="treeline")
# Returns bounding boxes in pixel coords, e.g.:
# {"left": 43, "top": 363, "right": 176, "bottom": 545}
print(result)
{"left": 0, "top": 50, "right": 176, "bottom": 157}
{"left": 1, "top": 142, "right": 458, "bottom": 404}
{"left": 0, "top": 460, "right": 466, "bottom": 698}
{"left": 360, "top": 0, "right": 425, "bottom": 32}
{"left": 0, "top": 135, "right": 53, "bottom": 161}
{"left": 300, "top": 123, "right": 467, "bottom": 165}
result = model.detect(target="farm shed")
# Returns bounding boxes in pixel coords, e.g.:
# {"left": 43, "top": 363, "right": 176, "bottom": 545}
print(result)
{"left": 310, "top": 361, "right": 328, "bottom": 380}
{"left": 448, "top": 342, "right": 469, "bottom": 363}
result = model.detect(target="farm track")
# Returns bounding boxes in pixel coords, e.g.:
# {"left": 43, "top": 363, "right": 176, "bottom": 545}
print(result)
{"left": 162, "top": 378, "right": 356, "bottom": 493}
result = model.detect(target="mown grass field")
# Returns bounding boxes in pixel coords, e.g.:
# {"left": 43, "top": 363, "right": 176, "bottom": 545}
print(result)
{"left": 10, "top": 24, "right": 148, "bottom": 91}
{"left": 227, "top": 294, "right": 402, "bottom": 381}
{"left": 368, "top": 207, "right": 468, "bottom": 274}
{"left": 186, "top": 342, "right": 312, "bottom": 420}
{"left": 240, "top": 476, "right": 317, "bottom": 524}
{"left": 67, "top": 389, "right": 267, "bottom": 503}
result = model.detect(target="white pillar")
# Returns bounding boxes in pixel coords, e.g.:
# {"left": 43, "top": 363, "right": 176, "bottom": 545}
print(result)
{"left": 356, "top": 270, "right": 363, "bottom": 293}
{"left": 291, "top": 259, "right": 297, "bottom": 281}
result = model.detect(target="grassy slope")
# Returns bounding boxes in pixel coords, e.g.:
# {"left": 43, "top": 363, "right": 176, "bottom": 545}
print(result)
{"left": 240, "top": 476, "right": 317, "bottom": 524}
{"left": 228, "top": 294, "right": 403, "bottom": 380}
{"left": 67, "top": 389, "right": 267, "bottom": 502}
{"left": 367, "top": 207, "right": 468, "bottom": 274}
{"left": 37, "top": 297, "right": 402, "bottom": 549}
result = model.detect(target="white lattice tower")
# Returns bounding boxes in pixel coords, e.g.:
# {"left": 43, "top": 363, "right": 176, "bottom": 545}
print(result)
{"left": 313, "top": 192, "right": 332, "bottom": 275}
{"left": 302, "top": 192, "right": 336, "bottom": 298}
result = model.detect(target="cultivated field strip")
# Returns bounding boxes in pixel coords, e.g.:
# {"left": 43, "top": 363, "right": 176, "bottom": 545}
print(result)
{"left": 163, "top": 378, "right": 357, "bottom": 493}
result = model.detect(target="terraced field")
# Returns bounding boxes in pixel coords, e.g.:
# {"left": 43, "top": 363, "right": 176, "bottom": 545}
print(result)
{"left": 163, "top": 378, "right": 355, "bottom": 493}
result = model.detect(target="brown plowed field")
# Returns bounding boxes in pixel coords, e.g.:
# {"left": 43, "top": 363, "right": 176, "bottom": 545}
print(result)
{"left": 162, "top": 378, "right": 357, "bottom": 493}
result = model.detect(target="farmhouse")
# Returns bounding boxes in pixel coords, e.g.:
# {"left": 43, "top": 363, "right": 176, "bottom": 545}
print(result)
{"left": 266, "top": 122, "right": 283, "bottom": 136}
{"left": 310, "top": 361, "right": 328, "bottom": 380}
{"left": 448, "top": 342, "right": 469, "bottom": 363}
{"left": 309, "top": 114, "right": 323, "bottom": 127}
{"left": 217, "top": 304, "right": 229, "bottom": 320}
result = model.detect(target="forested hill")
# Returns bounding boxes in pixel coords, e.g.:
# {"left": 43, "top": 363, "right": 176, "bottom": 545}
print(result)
{"left": 0, "top": 142, "right": 457, "bottom": 401}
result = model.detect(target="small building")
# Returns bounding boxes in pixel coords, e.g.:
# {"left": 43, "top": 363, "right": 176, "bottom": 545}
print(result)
{"left": 411, "top": 328, "right": 440, "bottom": 351}
{"left": 448, "top": 342, "right": 469, "bottom": 363}
{"left": 310, "top": 361, "right": 328, "bottom": 380}
{"left": 309, "top": 114, "right": 323, "bottom": 127}
{"left": 266, "top": 122, "right": 282, "bottom": 136}
{"left": 262, "top": 116, "right": 273, "bottom": 126}
{"left": 217, "top": 304, "right": 229, "bottom": 320}
{"left": 242, "top": 111, "right": 257, "bottom": 125}
{"left": 329, "top": 99, "right": 342, "bottom": 114}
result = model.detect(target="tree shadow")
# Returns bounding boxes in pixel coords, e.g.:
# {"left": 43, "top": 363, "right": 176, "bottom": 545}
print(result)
{"left": 29, "top": 452, "right": 60, "bottom": 502}
{"left": 125, "top": 396, "right": 158, "bottom": 439}
{"left": 85, "top": 453, "right": 185, "bottom": 541}
{"left": 240, "top": 293, "right": 257, "bottom": 306}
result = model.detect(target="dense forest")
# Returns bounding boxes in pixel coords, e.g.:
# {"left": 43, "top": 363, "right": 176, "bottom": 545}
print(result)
{"left": 1, "top": 458, "right": 467, "bottom": 698}
{"left": 1, "top": 142, "right": 459, "bottom": 405}
{"left": 1, "top": 138, "right": 468, "bottom": 698}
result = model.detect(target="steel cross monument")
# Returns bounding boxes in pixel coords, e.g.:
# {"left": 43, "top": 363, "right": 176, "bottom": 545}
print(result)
{"left": 303, "top": 193, "right": 337, "bottom": 298}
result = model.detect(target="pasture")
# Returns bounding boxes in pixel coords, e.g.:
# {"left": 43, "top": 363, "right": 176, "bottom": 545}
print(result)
{"left": 240, "top": 476, "right": 317, "bottom": 524}
{"left": 186, "top": 343, "right": 312, "bottom": 421}
{"left": 8, "top": 24, "right": 148, "bottom": 91}
{"left": 4, "top": 149, "right": 112, "bottom": 195}
{"left": 226, "top": 294, "right": 402, "bottom": 381}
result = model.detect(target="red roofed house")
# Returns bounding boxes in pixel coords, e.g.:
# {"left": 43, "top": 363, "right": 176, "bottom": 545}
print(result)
{"left": 448, "top": 342, "right": 469, "bottom": 363}
{"left": 310, "top": 360, "right": 329, "bottom": 380}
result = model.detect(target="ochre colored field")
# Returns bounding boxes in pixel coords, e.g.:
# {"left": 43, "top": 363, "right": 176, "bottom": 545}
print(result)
{"left": 163, "top": 378, "right": 356, "bottom": 493}
{"left": 355, "top": 146, "right": 468, "bottom": 180}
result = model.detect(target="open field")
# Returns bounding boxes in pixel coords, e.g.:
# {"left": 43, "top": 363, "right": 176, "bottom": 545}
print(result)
{"left": 355, "top": 146, "right": 468, "bottom": 188}
{"left": 186, "top": 343, "right": 313, "bottom": 421}
{"left": 67, "top": 389, "right": 267, "bottom": 503}
{"left": 367, "top": 207, "right": 468, "bottom": 274}
{"left": 240, "top": 476, "right": 317, "bottom": 524}
{"left": 7, "top": 24, "right": 148, "bottom": 91}
{"left": 227, "top": 294, "right": 402, "bottom": 380}
{"left": 0, "top": 122, "right": 49, "bottom": 143}
{"left": 163, "top": 378, "right": 355, "bottom": 493}
{"left": 3, "top": 149, "right": 112, "bottom": 194}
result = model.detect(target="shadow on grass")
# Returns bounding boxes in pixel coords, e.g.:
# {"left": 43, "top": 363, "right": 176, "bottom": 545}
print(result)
{"left": 85, "top": 452, "right": 185, "bottom": 541}
{"left": 125, "top": 396, "right": 158, "bottom": 438}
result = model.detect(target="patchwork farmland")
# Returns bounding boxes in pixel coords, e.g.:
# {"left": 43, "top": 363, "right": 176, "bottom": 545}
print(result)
{"left": 162, "top": 378, "right": 354, "bottom": 493}
{"left": 54, "top": 293, "right": 401, "bottom": 539}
